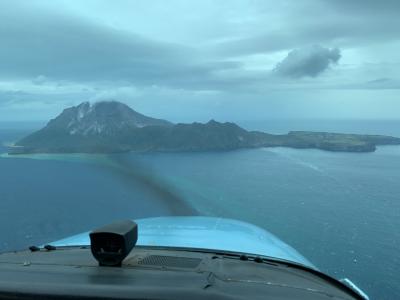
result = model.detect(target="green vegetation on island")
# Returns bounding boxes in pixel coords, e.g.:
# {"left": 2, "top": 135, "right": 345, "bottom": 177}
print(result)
{"left": 9, "top": 101, "right": 400, "bottom": 154}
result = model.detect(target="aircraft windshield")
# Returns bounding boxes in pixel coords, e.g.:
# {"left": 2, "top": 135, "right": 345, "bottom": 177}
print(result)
{"left": 0, "top": 1, "right": 399, "bottom": 299}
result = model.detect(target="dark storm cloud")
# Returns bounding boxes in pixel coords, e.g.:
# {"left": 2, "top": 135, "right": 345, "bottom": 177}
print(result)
{"left": 274, "top": 46, "right": 341, "bottom": 78}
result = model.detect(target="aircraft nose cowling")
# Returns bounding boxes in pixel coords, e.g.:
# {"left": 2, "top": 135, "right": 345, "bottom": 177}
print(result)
{"left": 51, "top": 216, "right": 315, "bottom": 269}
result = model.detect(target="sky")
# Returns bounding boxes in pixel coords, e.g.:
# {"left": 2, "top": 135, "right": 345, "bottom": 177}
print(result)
{"left": 0, "top": 0, "right": 399, "bottom": 122}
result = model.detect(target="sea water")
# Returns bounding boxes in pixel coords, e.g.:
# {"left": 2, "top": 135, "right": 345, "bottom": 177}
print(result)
{"left": 0, "top": 120, "right": 399, "bottom": 299}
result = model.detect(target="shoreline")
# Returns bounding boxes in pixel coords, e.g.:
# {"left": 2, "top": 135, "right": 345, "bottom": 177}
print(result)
{"left": 3, "top": 143, "right": 400, "bottom": 160}
{"left": 0, "top": 151, "right": 198, "bottom": 216}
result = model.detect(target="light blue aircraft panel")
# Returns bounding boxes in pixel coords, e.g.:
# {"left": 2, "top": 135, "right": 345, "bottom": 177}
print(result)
{"left": 52, "top": 216, "right": 315, "bottom": 268}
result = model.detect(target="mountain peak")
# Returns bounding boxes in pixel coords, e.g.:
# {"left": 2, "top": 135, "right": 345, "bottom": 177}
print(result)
{"left": 14, "top": 101, "right": 400, "bottom": 154}
{"left": 47, "top": 101, "right": 172, "bottom": 136}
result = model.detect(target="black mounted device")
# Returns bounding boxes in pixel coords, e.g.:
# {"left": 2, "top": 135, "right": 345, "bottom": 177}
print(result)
{"left": 89, "top": 220, "right": 138, "bottom": 267}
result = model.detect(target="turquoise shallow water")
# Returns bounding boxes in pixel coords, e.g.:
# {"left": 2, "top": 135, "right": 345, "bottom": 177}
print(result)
{"left": 1, "top": 121, "right": 400, "bottom": 299}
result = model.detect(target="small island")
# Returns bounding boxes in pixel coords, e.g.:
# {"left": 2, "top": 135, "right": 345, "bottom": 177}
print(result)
{"left": 8, "top": 101, "right": 400, "bottom": 154}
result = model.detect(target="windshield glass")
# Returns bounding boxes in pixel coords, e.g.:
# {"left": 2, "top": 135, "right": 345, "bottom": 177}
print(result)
{"left": 0, "top": 1, "right": 399, "bottom": 299}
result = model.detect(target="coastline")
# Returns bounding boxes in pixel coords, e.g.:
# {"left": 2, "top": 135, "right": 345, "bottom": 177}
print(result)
{"left": 0, "top": 150, "right": 198, "bottom": 216}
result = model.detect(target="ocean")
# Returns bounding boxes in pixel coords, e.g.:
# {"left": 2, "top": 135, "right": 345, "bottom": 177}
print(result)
{"left": 0, "top": 119, "right": 399, "bottom": 299}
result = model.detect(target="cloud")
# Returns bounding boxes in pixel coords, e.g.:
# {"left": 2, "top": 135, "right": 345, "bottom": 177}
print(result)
{"left": 274, "top": 45, "right": 341, "bottom": 78}
{"left": 0, "top": 1, "right": 244, "bottom": 92}
{"left": 0, "top": 0, "right": 397, "bottom": 94}
{"left": 32, "top": 75, "right": 47, "bottom": 86}
{"left": 340, "top": 78, "right": 400, "bottom": 90}
{"left": 0, "top": 6, "right": 183, "bottom": 82}
{"left": 210, "top": 0, "right": 400, "bottom": 58}
{"left": 326, "top": 0, "right": 400, "bottom": 14}
{"left": 0, "top": 0, "right": 400, "bottom": 121}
